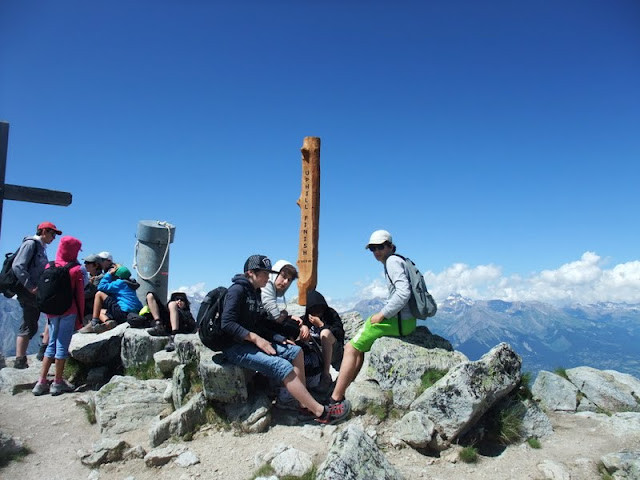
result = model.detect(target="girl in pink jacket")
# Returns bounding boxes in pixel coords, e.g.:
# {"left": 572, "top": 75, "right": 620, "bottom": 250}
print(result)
{"left": 32, "top": 236, "right": 85, "bottom": 396}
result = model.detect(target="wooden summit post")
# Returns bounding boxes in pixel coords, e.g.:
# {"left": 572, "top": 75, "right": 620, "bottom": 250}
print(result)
{"left": 0, "top": 121, "right": 72, "bottom": 239}
{"left": 296, "top": 137, "right": 320, "bottom": 306}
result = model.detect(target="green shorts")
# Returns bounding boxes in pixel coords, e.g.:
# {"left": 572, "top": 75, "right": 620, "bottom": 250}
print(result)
{"left": 349, "top": 315, "right": 417, "bottom": 353}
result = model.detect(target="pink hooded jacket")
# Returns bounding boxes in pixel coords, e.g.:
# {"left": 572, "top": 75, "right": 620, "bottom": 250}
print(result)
{"left": 46, "top": 235, "right": 85, "bottom": 328}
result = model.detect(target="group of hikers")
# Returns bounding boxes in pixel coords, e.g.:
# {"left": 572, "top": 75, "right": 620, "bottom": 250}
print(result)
{"left": 3, "top": 222, "right": 420, "bottom": 426}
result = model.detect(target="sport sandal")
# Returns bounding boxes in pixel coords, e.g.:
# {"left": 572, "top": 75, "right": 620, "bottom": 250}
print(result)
{"left": 314, "top": 399, "right": 351, "bottom": 425}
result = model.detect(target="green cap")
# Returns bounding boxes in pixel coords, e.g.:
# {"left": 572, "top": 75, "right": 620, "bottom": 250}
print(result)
{"left": 114, "top": 266, "right": 131, "bottom": 280}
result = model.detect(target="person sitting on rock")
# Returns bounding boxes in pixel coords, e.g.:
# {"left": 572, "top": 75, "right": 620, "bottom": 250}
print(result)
{"left": 219, "top": 254, "right": 350, "bottom": 425}
{"left": 145, "top": 291, "right": 197, "bottom": 352}
{"left": 330, "top": 230, "right": 418, "bottom": 405}
{"left": 301, "top": 289, "right": 345, "bottom": 393}
{"left": 78, "top": 265, "right": 142, "bottom": 334}
{"left": 32, "top": 235, "right": 84, "bottom": 396}
{"left": 96, "top": 251, "right": 115, "bottom": 274}
{"left": 261, "top": 260, "right": 301, "bottom": 324}
{"left": 80, "top": 254, "right": 104, "bottom": 325}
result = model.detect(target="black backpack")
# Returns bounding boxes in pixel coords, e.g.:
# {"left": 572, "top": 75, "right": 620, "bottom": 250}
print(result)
{"left": 0, "top": 239, "right": 36, "bottom": 298}
{"left": 36, "top": 261, "right": 78, "bottom": 315}
{"left": 197, "top": 286, "right": 228, "bottom": 351}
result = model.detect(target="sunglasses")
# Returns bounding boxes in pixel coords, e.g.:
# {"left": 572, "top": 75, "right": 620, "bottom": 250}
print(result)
{"left": 368, "top": 244, "right": 386, "bottom": 252}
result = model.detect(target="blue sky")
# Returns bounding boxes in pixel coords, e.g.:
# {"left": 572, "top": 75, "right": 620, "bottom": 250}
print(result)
{"left": 1, "top": 1, "right": 639, "bottom": 306}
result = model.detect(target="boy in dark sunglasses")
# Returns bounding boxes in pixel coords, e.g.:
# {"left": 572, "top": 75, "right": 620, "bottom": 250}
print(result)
{"left": 331, "top": 229, "right": 418, "bottom": 404}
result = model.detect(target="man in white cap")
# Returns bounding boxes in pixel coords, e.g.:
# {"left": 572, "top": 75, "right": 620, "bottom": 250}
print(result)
{"left": 330, "top": 229, "right": 417, "bottom": 404}
{"left": 97, "top": 251, "right": 114, "bottom": 273}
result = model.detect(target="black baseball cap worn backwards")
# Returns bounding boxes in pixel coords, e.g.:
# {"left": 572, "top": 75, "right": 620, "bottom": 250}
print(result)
{"left": 244, "top": 255, "right": 277, "bottom": 273}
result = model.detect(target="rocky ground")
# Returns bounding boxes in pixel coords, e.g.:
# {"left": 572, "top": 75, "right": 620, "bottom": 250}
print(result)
{"left": 1, "top": 383, "right": 639, "bottom": 480}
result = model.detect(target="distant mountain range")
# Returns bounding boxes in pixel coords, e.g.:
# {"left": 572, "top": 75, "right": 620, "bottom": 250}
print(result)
{"left": 2, "top": 293, "right": 639, "bottom": 379}
{"left": 350, "top": 294, "right": 640, "bottom": 378}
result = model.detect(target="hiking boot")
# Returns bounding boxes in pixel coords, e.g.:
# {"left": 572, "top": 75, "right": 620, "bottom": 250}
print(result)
{"left": 314, "top": 399, "right": 351, "bottom": 425}
{"left": 13, "top": 356, "right": 28, "bottom": 369}
{"left": 165, "top": 336, "right": 176, "bottom": 352}
{"left": 50, "top": 380, "right": 75, "bottom": 396}
{"left": 93, "top": 320, "right": 117, "bottom": 334}
{"left": 147, "top": 321, "right": 168, "bottom": 337}
{"left": 36, "top": 342, "right": 47, "bottom": 361}
{"left": 32, "top": 381, "right": 50, "bottom": 396}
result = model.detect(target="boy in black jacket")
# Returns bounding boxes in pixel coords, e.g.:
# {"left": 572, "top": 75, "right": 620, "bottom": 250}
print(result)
{"left": 300, "top": 290, "right": 345, "bottom": 392}
{"left": 219, "top": 255, "right": 350, "bottom": 425}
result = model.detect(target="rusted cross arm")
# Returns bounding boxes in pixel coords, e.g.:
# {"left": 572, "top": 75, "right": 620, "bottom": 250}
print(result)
{"left": 2, "top": 184, "right": 72, "bottom": 206}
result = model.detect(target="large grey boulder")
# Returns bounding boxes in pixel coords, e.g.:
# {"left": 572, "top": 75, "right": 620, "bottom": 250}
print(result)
{"left": 121, "top": 328, "right": 169, "bottom": 369}
{"left": 154, "top": 349, "right": 180, "bottom": 377}
{"left": 69, "top": 323, "right": 128, "bottom": 365}
{"left": 600, "top": 450, "right": 640, "bottom": 480}
{"left": 94, "top": 375, "right": 170, "bottom": 435}
{"left": 199, "top": 352, "right": 248, "bottom": 403}
{"left": 520, "top": 399, "right": 554, "bottom": 439}
{"left": 79, "top": 437, "right": 131, "bottom": 467}
{"left": 173, "top": 334, "right": 254, "bottom": 405}
{"left": 223, "top": 392, "right": 272, "bottom": 433}
{"left": 367, "top": 327, "right": 467, "bottom": 408}
{"left": 316, "top": 424, "right": 405, "bottom": 480}
{"left": 171, "top": 364, "right": 190, "bottom": 409}
{"left": 149, "top": 392, "right": 207, "bottom": 447}
{"left": 144, "top": 444, "right": 187, "bottom": 467}
{"left": 566, "top": 367, "right": 640, "bottom": 412}
{"left": 392, "top": 411, "right": 436, "bottom": 449}
{"left": 367, "top": 327, "right": 469, "bottom": 408}
{"left": 0, "top": 357, "right": 39, "bottom": 394}
{"left": 410, "top": 342, "right": 522, "bottom": 450}
{"left": 267, "top": 445, "right": 314, "bottom": 478}
{"left": 604, "top": 370, "right": 640, "bottom": 398}
{"left": 532, "top": 370, "right": 579, "bottom": 412}
{"left": 175, "top": 333, "right": 208, "bottom": 365}
{"left": 345, "top": 379, "right": 390, "bottom": 415}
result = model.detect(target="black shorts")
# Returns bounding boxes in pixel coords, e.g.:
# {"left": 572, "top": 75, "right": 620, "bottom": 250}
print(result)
{"left": 16, "top": 290, "right": 40, "bottom": 338}
{"left": 103, "top": 296, "right": 129, "bottom": 323}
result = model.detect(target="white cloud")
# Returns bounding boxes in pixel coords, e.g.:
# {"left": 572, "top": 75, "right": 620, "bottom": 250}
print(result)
{"left": 353, "top": 252, "right": 640, "bottom": 306}
{"left": 177, "top": 282, "right": 208, "bottom": 301}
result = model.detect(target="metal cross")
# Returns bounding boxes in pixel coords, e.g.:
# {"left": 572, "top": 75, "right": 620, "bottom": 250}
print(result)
{"left": 0, "top": 121, "right": 72, "bottom": 240}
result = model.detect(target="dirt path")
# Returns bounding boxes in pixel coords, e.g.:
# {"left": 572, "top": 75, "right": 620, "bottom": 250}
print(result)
{"left": 1, "top": 388, "right": 639, "bottom": 480}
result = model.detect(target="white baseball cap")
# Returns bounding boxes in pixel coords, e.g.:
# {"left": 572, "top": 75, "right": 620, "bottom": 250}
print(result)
{"left": 365, "top": 230, "right": 392, "bottom": 249}
{"left": 97, "top": 251, "right": 113, "bottom": 262}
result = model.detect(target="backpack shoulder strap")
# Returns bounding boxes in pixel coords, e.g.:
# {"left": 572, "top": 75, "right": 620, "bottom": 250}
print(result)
{"left": 384, "top": 253, "right": 406, "bottom": 282}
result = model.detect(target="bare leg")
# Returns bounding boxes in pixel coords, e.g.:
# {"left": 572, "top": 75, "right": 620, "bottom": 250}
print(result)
{"left": 319, "top": 330, "right": 336, "bottom": 377}
{"left": 331, "top": 343, "right": 364, "bottom": 402}
{"left": 147, "top": 293, "right": 162, "bottom": 321}
{"left": 168, "top": 301, "right": 179, "bottom": 331}
{"left": 39, "top": 356, "right": 54, "bottom": 381}
{"left": 282, "top": 351, "right": 323, "bottom": 417}
{"left": 42, "top": 323, "right": 50, "bottom": 346}
{"left": 292, "top": 346, "right": 307, "bottom": 386}
{"left": 15, "top": 335, "right": 29, "bottom": 358}
{"left": 54, "top": 358, "right": 66, "bottom": 383}
{"left": 92, "top": 292, "right": 107, "bottom": 319}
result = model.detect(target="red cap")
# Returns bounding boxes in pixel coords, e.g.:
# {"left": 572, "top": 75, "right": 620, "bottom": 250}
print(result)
{"left": 37, "top": 221, "right": 62, "bottom": 235}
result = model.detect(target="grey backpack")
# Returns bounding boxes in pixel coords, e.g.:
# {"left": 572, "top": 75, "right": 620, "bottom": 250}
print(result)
{"left": 386, "top": 254, "right": 437, "bottom": 320}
